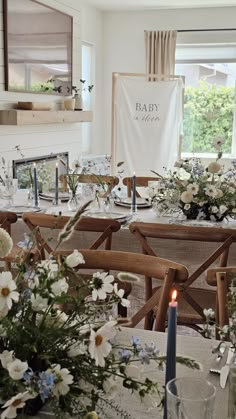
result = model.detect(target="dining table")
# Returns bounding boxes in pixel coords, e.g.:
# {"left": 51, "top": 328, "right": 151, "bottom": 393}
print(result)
{"left": 30, "top": 327, "right": 227, "bottom": 419}
{"left": 3, "top": 190, "right": 236, "bottom": 292}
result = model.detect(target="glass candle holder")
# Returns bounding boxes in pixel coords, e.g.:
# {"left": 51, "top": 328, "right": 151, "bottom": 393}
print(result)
{"left": 166, "top": 377, "right": 216, "bottom": 419}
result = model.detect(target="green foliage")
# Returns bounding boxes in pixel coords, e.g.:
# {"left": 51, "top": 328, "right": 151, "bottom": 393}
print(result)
{"left": 183, "top": 81, "right": 235, "bottom": 153}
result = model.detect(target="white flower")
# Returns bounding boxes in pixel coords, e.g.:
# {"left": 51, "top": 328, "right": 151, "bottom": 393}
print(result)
{"left": 0, "top": 228, "right": 13, "bottom": 258}
{"left": 51, "top": 278, "right": 69, "bottom": 296}
{"left": 68, "top": 341, "right": 87, "bottom": 357}
{"left": 203, "top": 308, "right": 215, "bottom": 319}
{"left": 89, "top": 321, "right": 117, "bottom": 367}
{"left": 113, "top": 283, "right": 130, "bottom": 308}
{"left": 180, "top": 191, "right": 193, "bottom": 204}
{"left": 91, "top": 272, "right": 114, "bottom": 301}
{"left": 205, "top": 185, "right": 218, "bottom": 197}
{"left": 184, "top": 204, "right": 191, "bottom": 210}
{"left": 38, "top": 259, "right": 58, "bottom": 278}
{"left": 31, "top": 294, "right": 48, "bottom": 312}
{"left": 0, "top": 350, "right": 14, "bottom": 368}
{"left": 219, "top": 205, "right": 228, "bottom": 214}
{"left": 208, "top": 161, "right": 221, "bottom": 174}
{"left": 216, "top": 189, "right": 223, "bottom": 198}
{"left": 66, "top": 250, "right": 85, "bottom": 268}
{"left": 48, "top": 364, "right": 73, "bottom": 398}
{"left": 186, "top": 183, "right": 199, "bottom": 195}
{"left": 0, "top": 272, "right": 19, "bottom": 311}
{"left": 7, "top": 359, "right": 28, "bottom": 380}
{"left": 1, "top": 392, "right": 34, "bottom": 419}
{"left": 178, "top": 168, "right": 191, "bottom": 180}
{"left": 211, "top": 206, "right": 218, "bottom": 214}
{"left": 0, "top": 305, "right": 9, "bottom": 319}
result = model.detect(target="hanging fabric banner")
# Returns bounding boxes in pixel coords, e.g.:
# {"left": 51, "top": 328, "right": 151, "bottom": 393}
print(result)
{"left": 112, "top": 74, "right": 183, "bottom": 176}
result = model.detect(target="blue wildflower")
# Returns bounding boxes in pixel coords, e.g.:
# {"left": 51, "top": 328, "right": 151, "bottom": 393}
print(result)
{"left": 118, "top": 348, "right": 132, "bottom": 363}
{"left": 17, "top": 233, "right": 33, "bottom": 250}
{"left": 22, "top": 288, "right": 32, "bottom": 300}
{"left": 38, "top": 371, "right": 55, "bottom": 402}
{"left": 23, "top": 368, "right": 34, "bottom": 383}
{"left": 144, "top": 342, "right": 159, "bottom": 356}
{"left": 131, "top": 336, "right": 141, "bottom": 347}
{"left": 139, "top": 349, "right": 150, "bottom": 365}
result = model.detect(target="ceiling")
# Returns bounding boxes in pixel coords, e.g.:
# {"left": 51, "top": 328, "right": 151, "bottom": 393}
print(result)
{"left": 85, "top": 0, "right": 236, "bottom": 11}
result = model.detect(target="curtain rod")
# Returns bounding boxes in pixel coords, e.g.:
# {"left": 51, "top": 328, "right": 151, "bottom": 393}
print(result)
{"left": 178, "top": 28, "right": 236, "bottom": 32}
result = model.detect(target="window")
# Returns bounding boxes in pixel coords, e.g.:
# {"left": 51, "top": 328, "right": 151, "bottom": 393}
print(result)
{"left": 175, "top": 33, "right": 236, "bottom": 157}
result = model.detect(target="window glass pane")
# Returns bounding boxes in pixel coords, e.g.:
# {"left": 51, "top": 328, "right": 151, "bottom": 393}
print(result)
{"left": 175, "top": 63, "right": 236, "bottom": 154}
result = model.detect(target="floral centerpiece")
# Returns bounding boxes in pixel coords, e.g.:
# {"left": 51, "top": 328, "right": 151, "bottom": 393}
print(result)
{"left": 0, "top": 209, "right": 199, "bottom": 419}
{"left": 152, "top": 138, "right": 236, "bottom": 222}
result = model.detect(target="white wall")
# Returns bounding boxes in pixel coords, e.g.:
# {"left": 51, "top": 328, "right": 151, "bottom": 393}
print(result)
{"left": 0, "top": 0, "right": 103, "bottom": 166}
{"left": 102, "top": 7, "right": 236, "bottom": 157}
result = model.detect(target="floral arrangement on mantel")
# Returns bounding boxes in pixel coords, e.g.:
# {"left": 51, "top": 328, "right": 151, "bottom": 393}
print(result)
{"left": 0, "top": 209, "right": 199, "bottom": 419}
{"left": 152, "top": 138, "right": 236, "bottom": 222}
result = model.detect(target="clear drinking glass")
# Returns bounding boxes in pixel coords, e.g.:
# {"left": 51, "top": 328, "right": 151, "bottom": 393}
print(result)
{"left": 166, "top": 377, "right": 216, "bottom": 419}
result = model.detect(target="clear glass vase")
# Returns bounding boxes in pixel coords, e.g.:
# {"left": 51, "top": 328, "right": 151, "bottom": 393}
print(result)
{"left": 67, "top": 192, "right": 80, "bottom": 211}
{"left": 228, "top": 353, "right": 236, "bottom": 419}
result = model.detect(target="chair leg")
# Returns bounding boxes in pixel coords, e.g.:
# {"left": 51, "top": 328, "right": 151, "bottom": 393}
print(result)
{"left": 154, "top": 268, "right": 176, "bottom": 332}
{"left": 216, "top": 272, "right": 229, "bottom": 328}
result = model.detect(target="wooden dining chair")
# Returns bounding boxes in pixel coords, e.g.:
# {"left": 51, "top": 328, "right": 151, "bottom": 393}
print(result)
{"left": 22, "top": 212, "right": 121, "bottom": 258}
{"left": 60, "top": 174, "right": 119, "bottom": 194}
{"left": 0, "top": 211, "right": 18, "bottom": 270}
{"left": 206, "top": 267, "right": 236, "bottom": 328}
{"left": 123, "top": 177, "right": 159, "bottom": 197}
{"left": 56, "top": 249, "right": 188, "bottom": 331}
{"left": 129, "top": 221, "right": 236, "bottom": 333}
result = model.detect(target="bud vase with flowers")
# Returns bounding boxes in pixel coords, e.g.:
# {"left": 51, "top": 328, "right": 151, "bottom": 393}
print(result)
{"left": 152, "top": 138, "right": 236, "bottom": 222}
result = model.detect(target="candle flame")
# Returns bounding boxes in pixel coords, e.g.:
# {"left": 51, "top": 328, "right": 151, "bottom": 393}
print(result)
{"left": 33, "top": 162, "right": 36, "bottom": 167}
{"left": 56, "top": 162, "right": 58, "bottom": 168}
{"left": 171, "top": 290, "right": 177, "bottom": 302}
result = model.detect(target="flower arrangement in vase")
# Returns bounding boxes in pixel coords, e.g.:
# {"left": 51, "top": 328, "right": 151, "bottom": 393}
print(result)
{"left": 152, "top": 138, "right": 236, "bottom": 222}
{"left": 0, "top": 206, "right": 199, "bottom": 419}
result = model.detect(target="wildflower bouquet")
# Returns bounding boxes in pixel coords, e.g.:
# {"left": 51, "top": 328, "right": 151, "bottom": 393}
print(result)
{"left": 0, "top": 221, "right": 198, "bottom": 419}
{"left": 153, "top": 139, "right": 236, "bottom": 222}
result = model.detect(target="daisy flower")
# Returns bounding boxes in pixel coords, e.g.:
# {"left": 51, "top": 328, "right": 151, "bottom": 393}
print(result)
{"left": 113, "top": 283, "right": 130, "bottom": 308}
{"left": 90, "top": 272, "right": 114, "bottom": 301}
{"left": 186, "top": 183, "right": 199, "bottom": 195}
{"left": 89, "top": 321, "right": 117, "bottom": 367}
{"left": 205, "top": 185, "right": 218, "bottom": 198}
{"left": 48, "top": 364, "right": 73, "bottom": 398}
{"left": 1, "top": 392, "right": 34, "bottom": 419}
{"left": 0, "top": 272, "right": 19, "bottom": 311}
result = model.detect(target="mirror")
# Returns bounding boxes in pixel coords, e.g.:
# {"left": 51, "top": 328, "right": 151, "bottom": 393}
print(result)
{"left": 3, "top": 0, "right": 73, "bottom": 95}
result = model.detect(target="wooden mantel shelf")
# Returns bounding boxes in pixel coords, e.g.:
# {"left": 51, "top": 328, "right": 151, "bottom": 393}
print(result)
{"left": 0, "top": 110, "right": 93, "bottom": 125}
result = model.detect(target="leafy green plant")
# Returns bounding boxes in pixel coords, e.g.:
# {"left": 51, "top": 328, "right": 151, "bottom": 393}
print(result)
{"left": 183, "top": 81, "right": 235, "bottom": 153}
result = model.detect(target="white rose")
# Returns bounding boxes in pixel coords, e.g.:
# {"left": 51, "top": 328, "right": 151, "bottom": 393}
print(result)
{"left": 216, "top": 189, "right": 223, "bottom": 198}
{"left": 66, "top": 250, "right": 85, "bottom": 268}
{"left": 180, "top": 191, "right": 193, "bottom": 204}
{"left": 7, "top": 359, "right": 28, "bottom": 380}
{"left": 208, "top": 161, "right": 221, "bottom": 174}
{"left": 0, "top": 228, "right": 13, "bottom": 258}
{"left": 51, "top": 278, "right": 69, "bottom": 296}
{"left": 219, "top": 205, "right": 228, "bottom": 214}
{"left": 31, "top": 294, "right": 48, "bottom": 312}
{"left": 0, "top": 350, "right": 14, "bottom": 368}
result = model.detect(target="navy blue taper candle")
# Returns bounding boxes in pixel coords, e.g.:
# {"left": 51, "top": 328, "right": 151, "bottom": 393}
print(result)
{"left": 131, "top": 172, "right": 136, "bottom": 212}
{"left": 33, "top": 163, "right": 39, "bottom": 208}
{"left": 164, "top": 290, "right": 177, "bottom": 419}
{"left": 55, "top": 162, "right": 59, "bottom": 205}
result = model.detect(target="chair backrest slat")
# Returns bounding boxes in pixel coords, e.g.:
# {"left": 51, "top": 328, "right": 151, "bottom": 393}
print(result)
{"left": 123, "top": 177, "right": 159, "bottom": 197}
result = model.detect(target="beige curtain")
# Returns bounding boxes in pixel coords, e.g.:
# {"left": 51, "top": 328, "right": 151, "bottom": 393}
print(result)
{"left": 145, "top": 30, "right": 177, "bottom": 76}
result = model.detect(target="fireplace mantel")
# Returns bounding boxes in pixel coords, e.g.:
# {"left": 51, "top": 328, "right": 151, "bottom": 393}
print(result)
{"left": 0, "top": 110, "right": 93, "bottom": 125}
